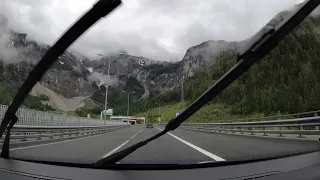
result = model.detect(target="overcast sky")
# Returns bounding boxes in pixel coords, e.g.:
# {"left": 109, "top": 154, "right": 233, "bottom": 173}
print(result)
{"left": 0, "top": 0, "right": 303, "bottom": 61}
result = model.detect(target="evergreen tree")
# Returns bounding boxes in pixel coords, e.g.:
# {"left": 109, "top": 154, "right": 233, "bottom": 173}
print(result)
{"left": 133, "top": 16, "right": 320, "bottom": 116}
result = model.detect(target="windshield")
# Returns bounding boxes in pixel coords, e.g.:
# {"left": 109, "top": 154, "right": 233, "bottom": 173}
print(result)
{"left": 0, "top": 0, "right": 320, "bottom": 166}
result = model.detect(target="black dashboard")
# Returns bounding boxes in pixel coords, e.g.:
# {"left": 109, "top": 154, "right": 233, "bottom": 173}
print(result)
{"left": 0, "top": 151, "right": 320, "bottom": 180}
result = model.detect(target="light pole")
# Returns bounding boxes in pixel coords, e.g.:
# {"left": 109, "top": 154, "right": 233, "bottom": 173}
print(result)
{"left": 97, "top": 54, "right": 111, "bottom": 120}
{"left": 155, "top": 102, "right": 161, "bottom": 124}
{"left": 122, "top": 90, "right": 135, "bottom": 120}
{"left": 180, "top": 75, "right": 185, "bottom": 113}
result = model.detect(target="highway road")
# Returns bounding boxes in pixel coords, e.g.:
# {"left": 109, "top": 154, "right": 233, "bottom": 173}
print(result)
{"left": 9, "top": 125, "right": 320, "bottom": 164}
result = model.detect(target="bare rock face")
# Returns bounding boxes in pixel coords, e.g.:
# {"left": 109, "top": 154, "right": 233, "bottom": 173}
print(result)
{"left": 0, "top": 13, "right": 238, "bottom": 100}
{"left": 42, "top": 69, "right": 94, "bottom": 98}
{"left": 180, "top": 40, "right": 238, "bottom": 78}
{"left": 0, "top": 33, "right": 237, "bottom": 100}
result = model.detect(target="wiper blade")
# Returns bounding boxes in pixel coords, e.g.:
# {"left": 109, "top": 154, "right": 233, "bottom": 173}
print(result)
{"left": 0, "top": 0, "right": 122, "bottom": 158}
{"left": 94, "top": 0, "right": 320, "bottom": 166}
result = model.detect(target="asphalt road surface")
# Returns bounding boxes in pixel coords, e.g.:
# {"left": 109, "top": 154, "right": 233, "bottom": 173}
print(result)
{"left": 9, "top": 125, "right": 320, "bottom": 164}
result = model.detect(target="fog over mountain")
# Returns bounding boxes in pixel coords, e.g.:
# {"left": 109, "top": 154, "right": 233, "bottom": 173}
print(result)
{"left": 0, "top": 0, "right": 302, "bottom": 61}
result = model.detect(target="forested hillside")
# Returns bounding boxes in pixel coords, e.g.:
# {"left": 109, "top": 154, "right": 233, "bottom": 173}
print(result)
{"left": 133, "top": 16, "right": 320, "bottom": 116}
{"left": 0, "top": 77, "right": 54, "bottom": 111}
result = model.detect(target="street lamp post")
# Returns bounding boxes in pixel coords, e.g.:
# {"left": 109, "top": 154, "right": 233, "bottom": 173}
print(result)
{"left": 97, "top": 54, "right": 111, "bottom": 120}
{"left": 155, "top": 102, "right": 161, "bottom": 124}
{"left": 180, "top": 75, "right": 185, "bottom": 113}
{"left": 104, "top": 58, "right": 111, "bottom": 116}
{"left": 122, "top": 90, "right": 135, "bottom": 120}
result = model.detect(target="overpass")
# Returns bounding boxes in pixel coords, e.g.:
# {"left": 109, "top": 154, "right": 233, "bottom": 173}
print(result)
{"left": 110, "top": 116, "right": 146, "bottom": 125}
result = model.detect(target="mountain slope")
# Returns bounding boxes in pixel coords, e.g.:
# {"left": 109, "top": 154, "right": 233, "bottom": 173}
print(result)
{"left": 133, "top": 15, "right": 320, "bottom": 116}
{"left": 30, "top": 83, "right": 90, "bottom": 111}
{"left": 3, "top": 6, "right": 315, "bottom": 117}
{"left": 0, "top": 12, "right": 234, "bottom": 115}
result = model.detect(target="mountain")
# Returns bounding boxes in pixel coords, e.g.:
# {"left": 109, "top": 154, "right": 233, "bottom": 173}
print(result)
{"left": 179, "top": 40, "right": 239, "bottom": 77}
{"left": 133, "top": 11, "right": 320, "bottom": 116}
{"left": 0, "top": 11, "right": 236, "bottom": 115}
{"left": 5, "top": 5, "right": 312, "bottom": 116}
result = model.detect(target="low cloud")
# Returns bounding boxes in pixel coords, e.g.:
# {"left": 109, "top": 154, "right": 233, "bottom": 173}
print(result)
{"left": 0, "top": 15, "right": 20, "bottom": 63}
{"left": 0, "top": 34, "right": 19, "bottom": 63}
{"left": 0, "top": 0, "right": 304, "bottom": 62}
{"left": 88, "top": 72, "right": 119, "bottom": 87}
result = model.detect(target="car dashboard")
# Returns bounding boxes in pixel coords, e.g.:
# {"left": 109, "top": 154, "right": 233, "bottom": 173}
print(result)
{"left": 0, "top": 151, "right": 320, "bottom": 180}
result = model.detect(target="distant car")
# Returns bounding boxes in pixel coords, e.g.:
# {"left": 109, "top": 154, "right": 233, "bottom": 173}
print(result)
{"left": 146, "top": 123, "right": 154, "bottom": 128}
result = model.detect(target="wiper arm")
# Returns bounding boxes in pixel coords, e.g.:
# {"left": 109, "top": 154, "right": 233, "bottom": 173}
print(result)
{"left": 0, "top": 0, "right": 122, "bottom": 158}
{"left": 94, "top": 0, "right": 320, "bottom": 166}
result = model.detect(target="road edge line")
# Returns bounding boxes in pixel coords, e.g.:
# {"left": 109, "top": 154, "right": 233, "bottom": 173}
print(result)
{"left": 101, "top": 127, "right": 144, "bottom": 158}
{"left": 9, "top": 128, "right": 129, "bottom": 151}
{"left": 156, "top": 127, "right": 226, "bottom": 161}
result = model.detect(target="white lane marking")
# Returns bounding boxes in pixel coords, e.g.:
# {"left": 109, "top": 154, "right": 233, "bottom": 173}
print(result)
{"left": 130, "top": 128, "right": 143, "bottom": 140}
{"left": 9, "top": 128, "right": 129, "bottom": 151}
{"left": 101, "top": 127, "right": 143, "bottom": 158}
{"left": 198, "top": 161, "right": 215, "bottom": 164}
{"left": 157, "top": 128, "right": 226, "bottom": 161}
{"left": 101, "top": 140, "right": 130, "bottom": 158}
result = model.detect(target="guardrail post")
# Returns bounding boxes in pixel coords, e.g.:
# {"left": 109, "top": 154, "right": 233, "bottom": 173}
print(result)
{"left": 314, "top": 113, "right": 319, "bottom": 135}
{"left": 21, "top": 132, "right": 27, "bottom": 141}
{"left": 49, "top": 131, "right": 53, "bottom": 139}
{"left": 37, "top": 132, "right": 41, "bottom": 140}
{"left": 299, "top": 126, "right": 303, "bottom": 138}
{"left": 250, "top": 127, "right": 254, "bottom": 135}
{"left": 278, "top": 127, "right": 283, "bottom": 137}
{"left": 240, "top": 127, "right": 244, "bottom": 134}
{"left": 263, "top": 127, "right": 267, "bottom": 136}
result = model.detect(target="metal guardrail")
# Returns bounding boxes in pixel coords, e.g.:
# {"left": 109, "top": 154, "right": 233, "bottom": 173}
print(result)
{"left": 221, "top": 110, "right": 320, "bottom": 123}
{"left": 179, "top": 116, "right": 320, "bottom": 137}
{"left": 2, "top": 124, "right": 131, "bottom": 142}
{"left": 0, "top": 104, "right": 127, "bottom": 126}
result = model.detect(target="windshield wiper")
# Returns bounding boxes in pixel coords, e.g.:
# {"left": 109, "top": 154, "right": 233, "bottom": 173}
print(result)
{"left": 0, "top": 0, "right": 122, "bottom": 158}
{"left": 94, "top": 0, "right": 320, "bottom": 166}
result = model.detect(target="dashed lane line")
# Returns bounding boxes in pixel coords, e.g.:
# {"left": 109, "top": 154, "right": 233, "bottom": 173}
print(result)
{"left": 101, "top": 127, "right": 144, "bottom": 158}
{"left": 156, "top": 127, "right": 226, "bottom": 161}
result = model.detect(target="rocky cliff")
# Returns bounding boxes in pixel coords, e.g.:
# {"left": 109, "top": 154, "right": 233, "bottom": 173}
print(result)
{"left": 0, "top": 13, "right": 237, "bottom": 112}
